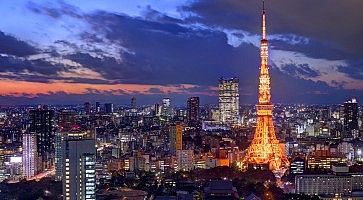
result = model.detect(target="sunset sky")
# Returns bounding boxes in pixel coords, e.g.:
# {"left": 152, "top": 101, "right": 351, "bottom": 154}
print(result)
{"left": 0, "top": 0, "right": 362, "bottom": 105}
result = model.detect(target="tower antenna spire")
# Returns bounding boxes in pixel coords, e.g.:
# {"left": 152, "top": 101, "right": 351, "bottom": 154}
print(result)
{"left": 262, "top": 0, "right": 266, "bottom": 39}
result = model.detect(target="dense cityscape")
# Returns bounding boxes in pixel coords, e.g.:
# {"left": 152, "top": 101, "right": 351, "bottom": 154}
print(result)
{"left": 1, "top": 1, "right": 363, "bottom": 200}
{"left": 0, "top": 89, "right": 362, "bottom": 199}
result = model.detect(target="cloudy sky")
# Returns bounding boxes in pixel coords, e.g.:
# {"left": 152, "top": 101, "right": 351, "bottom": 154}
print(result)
{"left": 0, "top": 0, "right": 362, "bottom": 105}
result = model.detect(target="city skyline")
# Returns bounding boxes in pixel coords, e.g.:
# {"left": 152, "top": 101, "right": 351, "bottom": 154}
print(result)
{"left": 1, "top": 2, "right": 363, "bottom": 199}
{"left": 0, "top": 0, "right": 363, "bottom": 105}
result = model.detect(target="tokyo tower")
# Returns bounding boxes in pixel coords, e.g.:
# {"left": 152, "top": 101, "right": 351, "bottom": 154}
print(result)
{"left": 241, "top": 2, "right": 289, "bottom": 171}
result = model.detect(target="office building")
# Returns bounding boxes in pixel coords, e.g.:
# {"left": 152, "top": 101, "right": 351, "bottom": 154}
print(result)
{"left": 295, "top": 165, "right": 363, "bottom": 198}
{"left": 63, "top": 132, "right": 96, "bottom": 200}
{"left": 176, "top": 149, "right": 194, "bottom": 171}
{"left": 218, "top": 78, "right": 239, "bottom": 124}
{"left": 187, "top": 97, "right": 200, "bottom": 127}
{"left": 169, "top": 124, "right": 183, "bottom": 155}
{"left": 84, "top": 102, "right": 91, "bottom": 115}
{"left": 104, "top": 103, "right": 114, "bottom": 114}
{"left": 342, "top": 98, "right": 359, "bottom": 138}
{"left": 29, "top": 107, "right": 55, "bottom": 172}
{"left": 131, "top": 97, "right": 136, "bottom": 109}
{"left": 55, "top": 131, "right": 63, "bottom": 181}
{"left": 95, "top": 102, "right": 101, "bottom": 113}
{"left": 161, "top": 98, "right": 172, "bottom": 120}
{"left": 22, "top": 133, "right": 37, "bottom": 179}
{"left": 289, "top": 157, "right": 305, "bottom": 175}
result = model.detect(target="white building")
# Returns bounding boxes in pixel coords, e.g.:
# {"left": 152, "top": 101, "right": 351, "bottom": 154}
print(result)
{"left": 218, "top": 78, "right": 239, "bottom": 124}
{"left": 22, "top": 133, "right": 37, "bottom": 179}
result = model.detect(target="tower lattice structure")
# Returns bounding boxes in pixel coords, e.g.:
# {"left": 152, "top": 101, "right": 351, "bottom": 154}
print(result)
{"left": 242, "top": 2, "right": 289, "bottom": 171}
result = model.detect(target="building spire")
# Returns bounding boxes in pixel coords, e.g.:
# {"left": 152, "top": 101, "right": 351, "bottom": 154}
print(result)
{"left": 262, "top": 1, "right": 266, "bottom": 40}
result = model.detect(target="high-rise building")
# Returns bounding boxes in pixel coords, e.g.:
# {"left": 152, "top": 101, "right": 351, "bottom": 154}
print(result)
{"left": 161, "top": 98, "right": 172, "bottom": 120}
{"left": 104, "top": 103, "right": 114, "bottom": 114}
{"left": 55, "top": 131, "right": 63, "bottom": 181}
{"left": 57, "top": 109, "right": 76, "bottom": 131}
{"left": 176, "top": 149, "right": 194, "bottom": 171}
{"left": 218, "top": 78, "right": 239, "bottom": 124}
{"left": 22, "top": 133, "right": 37, "bottom": 179}
{"left": 343, "top": 98, "right": 359, "bottom": 138}
{"left": 169, "top": 124, "right": 183, "bottom": 155}
{"left": 154, "top": 103, "right": 161, "bottom": 116}
{"left": 95, "top": 102, "right": 101, "bottom": 113}
{"left": 63, "top": 131, "right": 96, "bottom": 200}
{"left": 241, "top": 3, "right": 289, "bottom": 171}
{"left": 84, "top": 102, "right": 91, "bottom": 115}
{"left": 131, "top": 97, "right": 136, "bottom": 109}
{"left": 29, "top": 107, "right": 55, "bottom": 172}
{"left": 187, "top": 97, "right": 200, "bottom": 127}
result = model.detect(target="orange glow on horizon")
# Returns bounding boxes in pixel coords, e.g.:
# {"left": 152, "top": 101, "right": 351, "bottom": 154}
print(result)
{"left": 0, "top": 79, "right": 216, "bottom": 97}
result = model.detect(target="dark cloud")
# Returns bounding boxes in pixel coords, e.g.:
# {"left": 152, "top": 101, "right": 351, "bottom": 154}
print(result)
{"left": 26, "top": 1, "right": 83, "bottom": 19}
{"left": 0, "top": 31, "right": 38, "bottom": 56}
{"left": 0, "top": 54, "right": 109, "bottom": 84}
{"left": 184, "top": 0, "right": 363, "bottom": 60}
{"left": 337, "top": 60, "right": 363, "bottom": 80}
{"left": 78, "top": 11, "right": 261, "bottom": 86}
{"left": 280, "top": 64, "right": 320, "bottom": 78}
{"left": 1, "top": 1, "right": 361, "bottom": 104}
{"left": 141, "top": 6, "right": 184, "bottom": 24}
{"left": 0, "top": 55, "right": 62, "bottom": 81}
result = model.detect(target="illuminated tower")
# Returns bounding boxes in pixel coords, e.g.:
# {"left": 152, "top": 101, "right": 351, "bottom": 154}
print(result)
{"left": 242, "top": 2, "right": 289, "bottom": 171}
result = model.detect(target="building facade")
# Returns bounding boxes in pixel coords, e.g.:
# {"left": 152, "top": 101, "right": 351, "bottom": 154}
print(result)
{"left": 218, "top": 78, "right": 239, "bottom": 124}
{"left": 29, "top": 107, "right": 55, "bottom": 172}
{"left": 176, "top": 149, "right": 194, "bottom": 171}
{"left": 187, "top": 97, "right": 200, "bottom": 127}
{"left": 342, "top": 98, "right": 359, "bottom": 138}
{"left": 63, "top": 134, "right": 96, "bottom": 200}
{"left": 22, "top": 133, "right": 37, "bottom": 179}
{"left": 169, "top": 124, "right": 183, "bottom": 155}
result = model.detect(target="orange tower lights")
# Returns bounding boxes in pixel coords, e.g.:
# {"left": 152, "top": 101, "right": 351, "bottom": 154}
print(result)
{"left": 241, "top": 1, "right": 289, "bottom": 171}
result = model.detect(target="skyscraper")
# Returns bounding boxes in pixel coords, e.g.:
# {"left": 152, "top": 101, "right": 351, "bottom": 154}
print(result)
{"left": 55, "top": 131, "right": 63, "bottom": 181}
{"left": 242, "top": 2, "right": 289, "bottom": 171}
{"left": 169, "top": 124, "right": 183, "bottom": 155}
{"left": 219, "top": 78, "right": 239, "bottom": 124}
{"left": 343, "top": 98, "right": 359, "bottom": 138}
{"left": 161, "top": 98, "right": 172, "bottom": 120}
{"left": 187, "top": 97, "right": 200, "bottom": 127}
{"left": 95, "top": 102, "right": 101, "bottom": 113}
{"left": 22, "top": 133, "right": 37, "bottom": 179}
{"left": 84, "top": 102, "right": 91, "bottom": 115}
{"left": 131, "top": 97, "right": 136, "bottom": 109}
{"left": 104, "top": 103, "right": 114, "bottom": 114}
{"left": 29, "top": 107, "right": 55, "bottom": 172}
{"left": 56, "top": 109, "right": 76, "bottom": 181}
{"left": 63, "top": 131, "right": 96, "bottom": 200}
